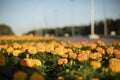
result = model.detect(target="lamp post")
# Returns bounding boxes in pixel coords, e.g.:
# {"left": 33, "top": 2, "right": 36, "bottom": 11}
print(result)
{"left": 89, "top": 0, "right": 99, "bottom": 39}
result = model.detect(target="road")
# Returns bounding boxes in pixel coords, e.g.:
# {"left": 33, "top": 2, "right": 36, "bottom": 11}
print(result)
{"left": 57, "top": 36, "right": 120, "bottom": 44}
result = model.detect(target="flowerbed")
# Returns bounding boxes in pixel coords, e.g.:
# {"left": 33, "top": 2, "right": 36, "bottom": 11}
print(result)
{"left": 0, "top": 36, "right": 120, "bottom": 80}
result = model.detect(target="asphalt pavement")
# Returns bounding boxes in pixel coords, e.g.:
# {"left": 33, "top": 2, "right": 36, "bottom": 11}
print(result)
{"left": 57, "top": 36, "right": 120, "bottom": 44}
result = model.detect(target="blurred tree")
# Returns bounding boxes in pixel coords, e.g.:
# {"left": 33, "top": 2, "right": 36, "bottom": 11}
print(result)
{"left": 63, "top": 26, "right": 72, "bottom": 36}
{"left": 0, "top": 24, "right": 14, "bottom": 35}
{"left": 95, "top": 21, "right": 104, "bottom": 34}
{"left": 56, "top": 28, "right": 64, "bottom": 36}
{"left": 26, "top": 18, "right": 120, "bottom": 36}
{"left": 47, "top": 28, "right": 55, "bottom": 36}
{"left": 106, "top": 19, "right": 114, "bottom": 34}
{"left": 110, "top": 19, "right": 120, "bottom": 35}
{"left": 79, "top": 25, "right": 90, "bottom": 35}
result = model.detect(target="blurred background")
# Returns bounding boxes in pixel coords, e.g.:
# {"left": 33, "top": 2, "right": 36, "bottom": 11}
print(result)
{"left": 0, "top": 0, "right": 120, "bottom": 41}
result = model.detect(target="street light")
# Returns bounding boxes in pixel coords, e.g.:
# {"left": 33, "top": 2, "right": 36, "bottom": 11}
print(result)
{"left": 89, "top": 0, "right": 99, "bottom": 39}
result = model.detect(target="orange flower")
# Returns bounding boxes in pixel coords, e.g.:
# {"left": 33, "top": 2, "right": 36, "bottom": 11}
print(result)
{"left": 72, "top": 42, "right": 82, "bottom": 48}
{"left": 69, "top": 52, "right": 77, "bottom": 60}
{"left": 20, "top": 58, "right": 42, "bottom": 68}
{"left": 77, "top": 51, "right": 90, "bottom": 61}
{"left": 106, "top": 46, "right": 114, "bottom": 56}
{"left": 28, "top": 46, "right": 37, "bottom": 54}
{"left": 90, "top": 61, "right": 101, "bottom": 69}
{"left": 81, "top": 41, "right": 89, "bottom": 47}
{"left": 61, "top": 53, "right": 68, "bottom": 58}
{"left": 60, "top": 41, "right": 67, "bottom": 46}
{"left": 0, "top": 44, "right": 8, "bottom": 49}
{"left": 66, "top": 48, "right": 73, "bottom": 53}
{"left": 96, "top": 47, "right": 105, "bottom": 54}
{"left": 51, "top": 49, "right": 59, "bottom": 55}
{"left": 89, "top": 52, "right": 102, "bottom": 61}
{"left": 88, "top": 42, "right": 97, "bottom": 50}
{"left": 13, "top": 71, "right": 27, "bottom": 80}
{"left": 97, "top": 40, "right": 106, "bottom": 46}
{"left": 0, "top": 55, "right": 6, "bottom": 66}
{"left": 12, "top": 50, "right": 21, "bottom": 57}
{"left": 12, "top": 43, "right": 21, "bottom": 49}
{"left": 109, "top": 58, "right": 120, "bottom": 73}
{"left": 21, "top": 44, "right": 28, "bottom": 53}
{"left": 58, "top": 58, "right": 68, "bottom": 65}
{"left": 114, "top": 49, "right": 120, "bottom": 58}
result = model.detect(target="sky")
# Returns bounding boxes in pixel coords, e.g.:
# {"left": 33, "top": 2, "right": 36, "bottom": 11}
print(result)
{"left": 0, "top": 0, "right": 120, "bottom": 35}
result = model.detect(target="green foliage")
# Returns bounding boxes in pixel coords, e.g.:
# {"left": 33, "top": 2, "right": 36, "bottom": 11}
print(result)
{"left": 0, "top": 40, "right": 120, "bottom": 80}
{"left": 0, "top": 24, "right": 14, "bottom": 35}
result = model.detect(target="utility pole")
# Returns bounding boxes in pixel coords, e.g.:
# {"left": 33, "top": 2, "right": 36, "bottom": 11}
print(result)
{"left": 89, "top": 0, "right": 99, "bottom": 39}
{"left": 104, "top": 0, "right": 107, "bottom": 36}
{"left": 91, "top": 0, "right": 95, "bottom": 35}
{"left": 70, "top": 0, "right": 75, "bottom": 36}
{"left": 54, "top": 9, "right": 58, "bottom": 36}
{"left": 44, "top": 12, "right": 48, "bottom": 36}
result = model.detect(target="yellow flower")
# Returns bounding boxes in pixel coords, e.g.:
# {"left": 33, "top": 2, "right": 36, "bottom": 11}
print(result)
{"left": 109, "top": 58, "right": 120, "bottom": 73}
{"left": 90, "top": 61, "right": 101, "bottom": 69}
{"left": 0, "top": 55, "right": 6, "bottom": 66}
{"left": 20, "top": 58, "right": 42, "bottom": 68}
{"left": 33, "top": 59, "right": 42, "bottom": 66}
{"left": 36, "top": 43, "right": 45, "bottom": 52}
{"left": 13, "top": 71, "right": 27, "bottom": 80}
{"left": 30, "top": 73, "right": 45, "bottom": 80}
{"left": 51, "top": 46, "right": 65, "bottom": 56}
{"left": 28, "top": 46, "right": 37, "bottom": 54}
{"left": 12, "top": 50, "right": 21, "bottom": 57}
{"left": 6, "top": 46, "right": 13, "bottom": 55}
